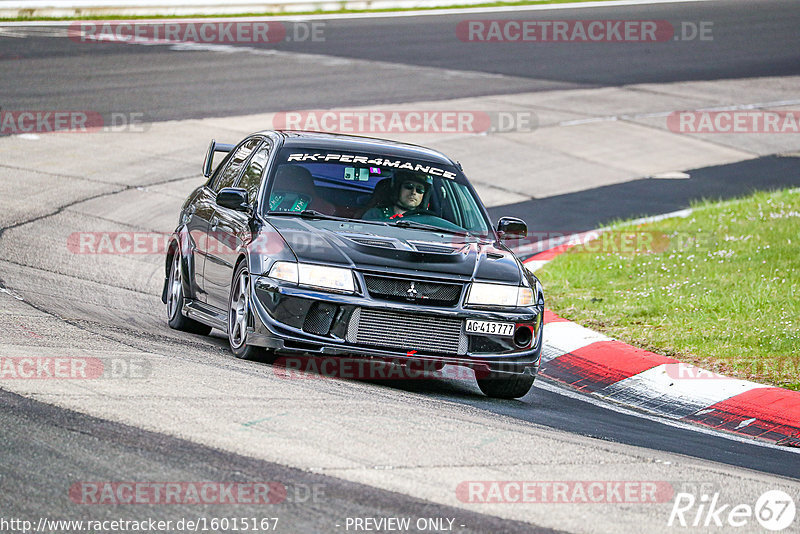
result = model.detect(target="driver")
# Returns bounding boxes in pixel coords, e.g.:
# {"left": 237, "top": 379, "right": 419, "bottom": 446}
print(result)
{"left": 362, "top": 171, "right": 433, "bottom": 220}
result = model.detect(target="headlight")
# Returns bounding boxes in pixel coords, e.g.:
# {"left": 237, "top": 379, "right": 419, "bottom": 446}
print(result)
{"left": 467, "top": 282, "right": 534, "bottom": 307}
{"left": 298, "top": 264, "right": 355, "bottom": 293}
{"left": 268, "top": 261, "right": 299, "bottom": 284}
{"left": 268, "top": 261, "right": 355, "bottom": 293}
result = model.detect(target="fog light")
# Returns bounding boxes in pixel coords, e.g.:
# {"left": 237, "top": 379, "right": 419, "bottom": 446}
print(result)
{"left": 513, "top": 325, "right": 533, "bottom": 348}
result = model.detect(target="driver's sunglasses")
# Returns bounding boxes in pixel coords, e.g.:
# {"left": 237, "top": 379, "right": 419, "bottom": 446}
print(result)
{"left": 401, "top": 181, "right": 427, "bottom": 194}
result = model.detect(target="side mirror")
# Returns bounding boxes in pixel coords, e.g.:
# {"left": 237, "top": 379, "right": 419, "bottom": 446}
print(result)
{"left": 497, "top": 217, "right": 527, "bottom": 239}
{"left": 217, "top": 188, "right": 250, "bottom": 212}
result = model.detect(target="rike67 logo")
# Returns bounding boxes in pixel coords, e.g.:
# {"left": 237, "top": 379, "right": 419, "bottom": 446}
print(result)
{"left": 668, "top": 489, "right": 796, "bottom": 531}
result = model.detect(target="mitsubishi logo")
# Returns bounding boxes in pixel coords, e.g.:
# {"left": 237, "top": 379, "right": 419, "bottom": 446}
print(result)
{"left": 406, "top": 281, "right": 418, "bottom": 299}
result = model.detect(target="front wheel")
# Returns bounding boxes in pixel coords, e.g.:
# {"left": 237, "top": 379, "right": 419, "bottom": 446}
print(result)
{"left": 476, "top": 372, "right": 535, "bottom": 399}
{"left": 166, "top": 253, "right": 212, "bottom": 336}
{"left": 228, "top": 262, "right": 267, "bottom": 361}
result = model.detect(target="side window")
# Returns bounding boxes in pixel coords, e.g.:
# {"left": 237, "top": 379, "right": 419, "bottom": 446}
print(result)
{"left": 211, "top": 139, "right": 260, "bottom": 193}
{"left": 450, "top": 181, "right": 488, "bottom": 233}
{"left": 237, "top": 142, "right": 271, "bottom": 206}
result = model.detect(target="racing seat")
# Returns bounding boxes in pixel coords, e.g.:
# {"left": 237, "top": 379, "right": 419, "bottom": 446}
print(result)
{"left": 269, "top": 165, "right": 335, "bottom": 214}
{"left": 367, "top": 178, "right": 393, "bottom": 209}
{"left": 350, "top": 177, "right": 392, "bottom": 218}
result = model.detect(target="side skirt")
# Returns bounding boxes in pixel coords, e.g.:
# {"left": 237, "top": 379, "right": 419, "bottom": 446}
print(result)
{"left": 182, "top": 299, "right": 227, "bottom": 331}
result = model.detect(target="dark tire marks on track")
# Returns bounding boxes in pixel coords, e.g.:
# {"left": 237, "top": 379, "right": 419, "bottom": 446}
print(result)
{"left": 0, "top": 388, "right": 559, "bottom": 534}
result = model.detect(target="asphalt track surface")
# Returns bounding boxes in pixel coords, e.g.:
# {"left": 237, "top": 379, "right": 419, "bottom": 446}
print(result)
{"left": 488, "top": 155, "right": 800, "bottom": 234}
{"left": 1, "top": 1, "right": 800, "bottom": 532}
{"left": 0, "top": 0, "right": 797, "bottom": 121}
{"left": 0, "top": 389, "right": 549, "bottom": 533}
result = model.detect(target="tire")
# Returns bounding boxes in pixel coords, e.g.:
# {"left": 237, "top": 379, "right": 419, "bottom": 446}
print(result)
{"left": 166, "top": 253, "right": 212, "bottom": 336}
{"left": 228, "top": 262, "right": 267, "bottom": 361}
{"left": 476, "top": 372, "right": 535, "bottom": 399}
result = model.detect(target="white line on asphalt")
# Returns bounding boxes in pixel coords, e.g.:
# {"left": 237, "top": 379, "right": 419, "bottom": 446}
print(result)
{"left": 0, "top": 287, "right": 24, "bottom": 300}
{"left": 650, "top": 171, "right": 691, "bottom": 179}
{"left": 77, "top": 36, "right": 513, "bottom": 81}
{"left": 623, "top": 208, "right": 693, "bottom": 225}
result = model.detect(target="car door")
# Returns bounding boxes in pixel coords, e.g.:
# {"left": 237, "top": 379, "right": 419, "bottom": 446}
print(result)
{"left": 204, "top": 138, "right": 266, "bottom": 311}
{"left": 183, "top": 186, "right": 218, "bottom": 304}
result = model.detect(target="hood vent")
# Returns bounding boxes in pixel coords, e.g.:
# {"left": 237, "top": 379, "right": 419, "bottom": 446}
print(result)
{"left": 347, "top": 237, "right": 398, "bottom": 249}
{"left": 409, "top": 241, "right": 458, "bottom": 254}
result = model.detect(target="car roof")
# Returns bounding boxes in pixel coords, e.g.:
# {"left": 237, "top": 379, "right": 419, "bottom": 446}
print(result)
{"left": 256, "top": 130, "right": 457, "bottom": 166}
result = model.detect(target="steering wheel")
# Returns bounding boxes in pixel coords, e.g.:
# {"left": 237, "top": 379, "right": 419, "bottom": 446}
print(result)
{"left": 403, "top": 208, "right": 438, "bottom": 217}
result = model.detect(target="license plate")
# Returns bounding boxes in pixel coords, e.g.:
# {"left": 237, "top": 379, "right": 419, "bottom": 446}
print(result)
{"left": 465, "top": 320, "right": 515, "bottom": 337}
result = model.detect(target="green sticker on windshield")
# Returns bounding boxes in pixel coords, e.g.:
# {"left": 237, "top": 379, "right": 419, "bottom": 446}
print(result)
{"left": 291, "top": 197, "right": 309, "bottom": 211}
{"left": 269, "top": 193, "right": 285, "bottom": 211}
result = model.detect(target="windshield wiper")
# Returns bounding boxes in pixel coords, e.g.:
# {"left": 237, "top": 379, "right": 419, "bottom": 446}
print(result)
{"left": 266, "top": 211, "right": 472, "bottom": 236}
{"left": 390, "top": 219, "right": 470, "bottom": 236}
{"left": 267, "top": 210, "right": 401, "bottom": 229}
{"left": 267, "top": 210, "right": 346, "bottom": 221}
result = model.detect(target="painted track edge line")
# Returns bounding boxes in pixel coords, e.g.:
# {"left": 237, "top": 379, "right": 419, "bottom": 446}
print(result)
{"left": 534, "top": 378, "right": 800, "bottom": 455}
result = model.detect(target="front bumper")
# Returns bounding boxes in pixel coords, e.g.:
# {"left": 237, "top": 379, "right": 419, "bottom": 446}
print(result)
{"left": 248, "top": 276, "right": 543, "bottom": 376}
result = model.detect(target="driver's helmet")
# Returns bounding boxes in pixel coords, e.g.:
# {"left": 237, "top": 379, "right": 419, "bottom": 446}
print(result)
{"left": 391, "top": 170, "right": 433, "bottom": 209}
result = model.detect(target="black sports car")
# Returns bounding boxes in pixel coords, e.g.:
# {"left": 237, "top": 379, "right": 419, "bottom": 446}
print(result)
{"left": 161, "top": 131, "right": 544, "bottom": 399}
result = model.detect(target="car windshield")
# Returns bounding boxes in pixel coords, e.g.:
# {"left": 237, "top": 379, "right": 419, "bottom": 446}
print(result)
{"left": 264, "top": 147, "right": 491, "bottom": 236}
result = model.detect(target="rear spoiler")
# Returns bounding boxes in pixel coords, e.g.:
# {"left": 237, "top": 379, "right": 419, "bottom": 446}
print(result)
{"left": 202, "top": 139, "right": 235, "bottom": 178}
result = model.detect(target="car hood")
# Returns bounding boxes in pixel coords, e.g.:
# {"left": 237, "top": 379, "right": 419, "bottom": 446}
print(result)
{"left": 264, "top": 218, "right": 523, "bottom": 284}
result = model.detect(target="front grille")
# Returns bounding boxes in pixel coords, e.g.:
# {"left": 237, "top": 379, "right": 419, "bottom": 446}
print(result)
{"left": 347, "top": 308, "right": 467, "bottom": 355}
{"left": 364, "top": 275, "right": 462, "bottom": 306}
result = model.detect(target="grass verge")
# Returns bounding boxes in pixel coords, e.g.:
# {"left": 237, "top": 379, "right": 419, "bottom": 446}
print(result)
{"left": 537, "top": 187, "right": 800, "bottom": 391}
{"left": 2, "top": 0, "right": 624, "bottom": 22}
